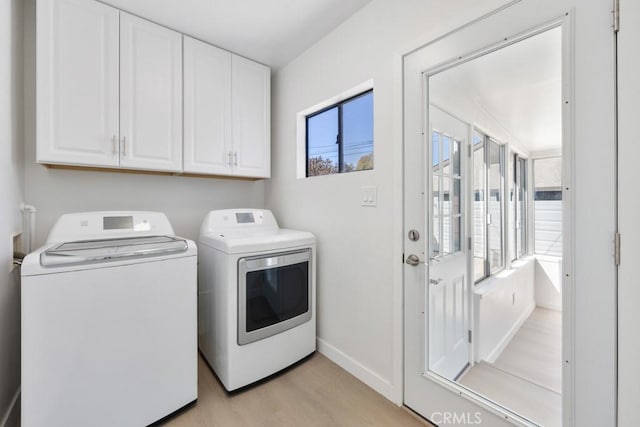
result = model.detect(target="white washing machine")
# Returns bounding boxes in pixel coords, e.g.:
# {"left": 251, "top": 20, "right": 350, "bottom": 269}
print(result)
{"left": 198, "top": 209, "right": 316, "bottom": 391}
{"left": 21, "top": 211, "right": 198, "bottom": 427}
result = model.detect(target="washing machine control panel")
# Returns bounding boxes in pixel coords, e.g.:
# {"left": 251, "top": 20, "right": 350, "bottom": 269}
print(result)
{"left": 46, "top": 211, "right": 175, "bottom": 243}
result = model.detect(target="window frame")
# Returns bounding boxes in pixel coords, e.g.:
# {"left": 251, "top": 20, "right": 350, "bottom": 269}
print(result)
{"left": 473, "top": 130, "right": 506, "bottom": 283}
{"left": 303, "top": 89, "right": 374, "bottom": 177}
{"left": 487, "top": 137, "right": 505, "bottom": 275}
{"left": 512, "top": 153, "right": 528, "bottom": 261}
{"left": 472, "top": 132, "right": 487, "bottom": 283}
{"left": 430, "top": 129, "right": 464, "bottom": 260}
{"left": 296, "top": 80, "right": 374, "bottom": 179}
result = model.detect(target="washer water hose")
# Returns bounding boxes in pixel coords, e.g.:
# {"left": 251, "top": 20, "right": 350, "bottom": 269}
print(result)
{"left": 20, "top": 203, "right": 37, "bottom": 254}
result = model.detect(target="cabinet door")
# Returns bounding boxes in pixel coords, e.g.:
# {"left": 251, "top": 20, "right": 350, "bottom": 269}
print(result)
{"left": 183, "top": 36, "right": 232, "bottom": 175}
{"left": 37, "top": 0, "right": 120, "bottom": 167}
{"left": 231, "top": 56, "right": 271, "bottom": 178}
{"left": 120, "top": 12, "right": 182, "bottom": 172}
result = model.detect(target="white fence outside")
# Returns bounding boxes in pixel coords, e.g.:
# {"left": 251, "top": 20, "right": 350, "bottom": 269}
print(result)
{"left": 534, "top": 200, "right": 562, "bottom": 257}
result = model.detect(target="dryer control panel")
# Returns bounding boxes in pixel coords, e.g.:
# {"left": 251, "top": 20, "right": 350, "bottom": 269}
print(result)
{"left": 200, "top": 209, "right": 278, "bottom": 235}
{"left": 234, "top": 211, "right": 263, "bottom": 224}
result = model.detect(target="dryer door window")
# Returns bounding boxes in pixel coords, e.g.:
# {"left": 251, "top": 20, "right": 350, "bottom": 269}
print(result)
{"left": 238, "top": 249, "right": 312, "bottom": 345}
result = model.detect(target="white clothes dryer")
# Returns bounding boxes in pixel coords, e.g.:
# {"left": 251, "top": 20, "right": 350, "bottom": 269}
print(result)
{"left": 198, "top": 209, "right": 316, "bottom": 391}
{"left": 21, "top": 211, "right": 197, "bottom": 427}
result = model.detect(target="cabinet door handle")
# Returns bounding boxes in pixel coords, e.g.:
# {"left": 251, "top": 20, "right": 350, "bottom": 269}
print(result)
{"left": 228, "top": 151, "right": 233, "bottom": 167}
{"left": 121, "top": 136, "right": 126, "bottom": 157}
{"left": 112, "top": 135, "right": 117, "bottom": 156}
{"left": 233, "top": 152, "right": 238, "bottom": 166}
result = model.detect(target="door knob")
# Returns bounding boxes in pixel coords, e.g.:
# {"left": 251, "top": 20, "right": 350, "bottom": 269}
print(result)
{"left": 405, "top": 254, "right": 421, "bottom": 266}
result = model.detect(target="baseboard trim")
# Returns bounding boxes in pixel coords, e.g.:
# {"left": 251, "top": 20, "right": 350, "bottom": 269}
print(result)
{"left": 1, "top": 387, "right": 20, "bottom": 427}
{"left": 536, "top": 301, "right": 562, "bottom": 312}
{"left": 485, "top": 302, "right": 536, "bottom": 363}
{"left": 316, "top": 338, "right": 399, "bottom": 404}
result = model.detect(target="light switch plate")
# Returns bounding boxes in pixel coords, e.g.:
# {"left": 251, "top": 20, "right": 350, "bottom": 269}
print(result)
{"left": 361, "top": 186, "right": 377, "bottom": 207}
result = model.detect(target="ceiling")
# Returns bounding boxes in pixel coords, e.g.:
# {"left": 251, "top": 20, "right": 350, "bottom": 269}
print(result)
{"left": 100, "top": 0, "right": 372, "bottom": 69}
{"left": 430, "top": 27, "right": 562, "bottom": 154}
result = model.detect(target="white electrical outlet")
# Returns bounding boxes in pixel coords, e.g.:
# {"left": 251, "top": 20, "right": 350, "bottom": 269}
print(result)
{"left": 361, "top": 186, "right": 377, "bottom": 207}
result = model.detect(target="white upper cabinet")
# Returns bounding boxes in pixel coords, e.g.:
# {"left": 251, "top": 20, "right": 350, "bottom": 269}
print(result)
{"left": 232, "top": 56, "right": 271, "bottom": 178}
{"left": 37, "top": 0, "right": 120, "bottom": 167}
{"left": 184, "top": 37, "right": 271, "bottom": 178}
{"left": 37, "top": 0, "right": 269, "bottom": 178}
{"left": 120, "top": 13, "right": 183, "bottom": 172}
{"left": 183, "top": 36, "right": 232, "bottom": 175}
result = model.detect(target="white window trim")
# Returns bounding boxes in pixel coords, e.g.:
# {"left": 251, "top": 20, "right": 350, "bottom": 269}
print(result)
{"left": 295, "top": 79, "right": 374, "bottom": 179}
{"left": 510, "top": 151, "right": 529, "bottom": 263}
{"left": 473, "top": 128, "right": 508, "bottom": 283}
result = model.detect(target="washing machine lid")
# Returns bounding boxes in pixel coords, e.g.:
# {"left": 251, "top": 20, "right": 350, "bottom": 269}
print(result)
{"left": 40, "top": 235, "right": 188, "bottom": 267}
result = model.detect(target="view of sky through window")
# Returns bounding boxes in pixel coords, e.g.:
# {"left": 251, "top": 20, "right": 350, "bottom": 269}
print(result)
{"left": 342, "top": 93, "right": 373, "bottom": 167}
{"left": 306, "top": 91, "right": 373, "bottom": 176}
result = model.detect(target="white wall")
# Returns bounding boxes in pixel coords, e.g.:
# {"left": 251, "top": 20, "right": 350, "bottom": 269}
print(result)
{"left": 534, "top": 256, "right": 561, "bottom": 311}
{"left": 474, "top": 255, "right": 561, "bottom": 363}
{"left": 617, "top": 0, "right": 640, "bottom": 424}
{"left": 474, "top": 257, "right": 535, "bottom": 362}
{"left": 22, "top": 0, "right": 265, "bottom": 247}
{"left": 0, "top": 0, "right": 25, "bottom": 424}
{"left": 266, "top": 0, "right": 509, "bottom": 402}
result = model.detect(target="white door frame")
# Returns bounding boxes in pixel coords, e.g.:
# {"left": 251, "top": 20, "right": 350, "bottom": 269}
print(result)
{"left": 403, "top": 1, "right": 616, "bottom": 425}
{"left": 617, "top": 0, "right": 640, "bottom": 424}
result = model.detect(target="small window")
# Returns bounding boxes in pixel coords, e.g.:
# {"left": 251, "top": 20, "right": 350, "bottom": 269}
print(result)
{"left": 305, "top": 90, "right": 373, "bottom": 177}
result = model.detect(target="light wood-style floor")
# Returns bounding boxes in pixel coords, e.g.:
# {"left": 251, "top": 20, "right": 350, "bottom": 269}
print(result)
{"left": 458, "top": 307, "right": 562, "bottom": 427}
{"left": 163, "top": 353, "right": 432, "bottom": 427}
{"left": 493, "top": 308, "right": 562, "bottom": 393}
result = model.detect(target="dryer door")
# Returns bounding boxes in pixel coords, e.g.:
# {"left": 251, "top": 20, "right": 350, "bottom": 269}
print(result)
{"left": 238, "top": 249, "right": 312, "bottom": 345}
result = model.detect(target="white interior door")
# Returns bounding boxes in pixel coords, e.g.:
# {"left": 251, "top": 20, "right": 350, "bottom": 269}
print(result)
{"left": 403, "top": 1, "right": 616, "bottom": 425}
{"left": 427, "top": 106, "right": 469, "bottom": 381}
